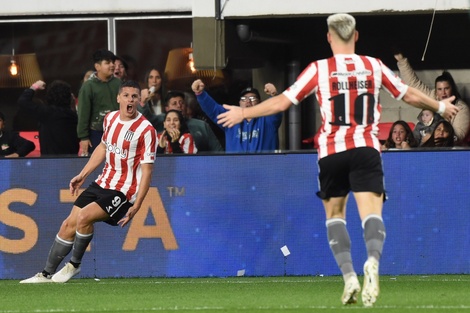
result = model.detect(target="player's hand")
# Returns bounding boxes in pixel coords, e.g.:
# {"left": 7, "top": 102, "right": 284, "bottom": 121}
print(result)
{"left": 69, "top": 174, "right": 85, "bottom": 196}
{"left": 191, "top": 79, "right": 205, "bottom": 94}
{"left": 440, "top": 96, "right": 459, "bottom": 121}
{"left": 117, "top": 206, "right": 139, "bottom": 228}
{"left": 217, "top": 105, "right": 244, "bottom": 128}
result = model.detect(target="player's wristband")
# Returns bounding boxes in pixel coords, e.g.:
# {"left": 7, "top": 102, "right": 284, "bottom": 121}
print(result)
{"left": 437, "top": 101, "right": 445, "bottom": 115}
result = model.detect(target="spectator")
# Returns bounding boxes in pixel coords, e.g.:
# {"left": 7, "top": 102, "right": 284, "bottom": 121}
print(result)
{"left": 18, "top": 80, "right": 79, "bottom": 155}
{"left": 0, "top": 111, "right": 35, "bottom": 157}
{"left": 140, "top": 67, "right": 163, "bottom": 115}
{"left": 394, "top": 53, "right": 470, "bottom": 144}
{"left": 77, "top": 49, "right": 120, "bottom": 156}
{"left": 412, "top": 109, "right": 442, "bottom": 146}
{"left": 152, "top": 90, "right": 223, "bottom": 153}
{"left": 192, "top": 80, "right": 282, "bottom": 152}
{"left": 421, "top": 120, "right": 455, "bottom": 148}
{"left": 183, "top": 91, "right": 225, "bottom": 148}
{"left": 382, "top": 120, "right": 418, "bottom": 150}
{"left": 83, "top": 70, "right": 94, "bottom": 82}
{"left": 114, "top": 55, "right": 128, "bottom": 82}
{"left": 157, "top": 109, "right": 197, "bottom": 154}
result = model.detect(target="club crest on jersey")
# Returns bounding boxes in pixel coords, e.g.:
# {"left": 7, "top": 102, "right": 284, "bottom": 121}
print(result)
{"left": 124, "top": 130, "right": 134, "bottom": 141}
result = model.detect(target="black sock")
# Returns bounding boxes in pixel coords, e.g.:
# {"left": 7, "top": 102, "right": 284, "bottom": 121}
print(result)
{"left": 41, "top": 270, "right": 51, "bottom": 277}
{"left": 69, "top": 261, "right": 81, "bottom": 268}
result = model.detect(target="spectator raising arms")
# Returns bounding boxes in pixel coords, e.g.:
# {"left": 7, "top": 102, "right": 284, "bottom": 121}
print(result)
{"left": 394, "top": 53, "right": 470, "bottom": 145}
{"left": 192, "top": 79, "right": 282, "bottom": 153}
{"left": 18, "top": 80, "right": 79, "bottom": 155}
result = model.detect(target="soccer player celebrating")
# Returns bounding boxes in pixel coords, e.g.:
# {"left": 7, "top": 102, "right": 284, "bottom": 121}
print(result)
{"left": 217, "top": 13, "right": 458, "bottom": 307}
{"left": 20, "top": 80, "right": 157, "bottom": 283}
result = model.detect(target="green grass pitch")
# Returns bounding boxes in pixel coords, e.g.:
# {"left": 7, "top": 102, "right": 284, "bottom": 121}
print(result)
{"left": 1, "top": 275, "right": 469, "bottom": 312}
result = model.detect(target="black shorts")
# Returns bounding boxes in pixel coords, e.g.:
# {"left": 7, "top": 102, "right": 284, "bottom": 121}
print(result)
{"left": 316, "top": 147, "right": 386, "bottom": 200}
{"left": 74, "top": 182, "right": 132, "bottom": 226}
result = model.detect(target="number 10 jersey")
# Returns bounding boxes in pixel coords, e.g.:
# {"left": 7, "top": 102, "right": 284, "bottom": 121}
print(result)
{"left": 283, "top": 54, "right": 408, "bottom": 159}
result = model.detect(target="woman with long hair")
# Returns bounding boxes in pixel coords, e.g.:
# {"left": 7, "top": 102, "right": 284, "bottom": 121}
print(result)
{"left": 421, "top": 120, "right": 455, "bottom": 148}
{"left": 382, "top": 120, "right": 418, "bottom": 150}
{"left": 157, "top": 109, "right": 197, "bottom": 154}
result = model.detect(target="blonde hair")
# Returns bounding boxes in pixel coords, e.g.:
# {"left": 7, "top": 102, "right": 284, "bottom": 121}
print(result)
{"left": 327, "top": 13, "right": 356, "bottom": 42}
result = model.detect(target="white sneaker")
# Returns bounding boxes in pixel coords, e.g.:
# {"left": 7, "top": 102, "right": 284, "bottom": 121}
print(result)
{"left": 362, "top": 257, "right": 380, "bottom": 307}
{"left": 51, "top": 263, "right": 81, "bottom": 283}
{"left": 341, "top": 275, "right": 361, "bottom": 305}
{"left": 20, "top": 272, "right": 53, "bottom": 284}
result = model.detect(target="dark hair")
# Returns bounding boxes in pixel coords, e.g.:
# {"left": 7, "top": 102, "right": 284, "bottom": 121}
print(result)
{"left": 383, "top": 120, "right": 419, "bottom": 149}
{"left": 421, "top": 120, "right": 455, "bottom": 147}
{"left": 163, "top": 109, "right": 190, "bottom": 135}
{"left": 143, "top": 66, "right": 163, "bottom": 97}
{"left": 46, "top": 80, "right": 72, "bottom": 108}
{"left": 92, "top": 49, "right": 116, "bottom": 64}
{"left": 164, "top": 90, "right": 185, "bottom": 107}
{"left": 435, "top": 71, "right": 462, "bottom": 101}
{"left": 144, "top": 66, "right": 161, "bottom": 86}
{"left": 115, "top": 55, "right": 128, "bottom": 70}
{"left": 0, "top": 111, "right": 5, "bottom": 121}
{"left": 119, "top": 80, "right": 141, "bottom": 93}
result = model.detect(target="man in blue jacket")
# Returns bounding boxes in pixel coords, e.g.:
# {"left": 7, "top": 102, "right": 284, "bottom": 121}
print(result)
{"left": 192, "top": 79, "right": 282, "bottom": 152}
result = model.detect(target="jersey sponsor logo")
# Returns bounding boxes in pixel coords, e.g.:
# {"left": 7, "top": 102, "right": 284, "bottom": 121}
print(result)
{"left": 105, "top": 141, "right": 128, "bottom": 159}
{"left": 330, "top": 70, "right": 372, "bottom": 77}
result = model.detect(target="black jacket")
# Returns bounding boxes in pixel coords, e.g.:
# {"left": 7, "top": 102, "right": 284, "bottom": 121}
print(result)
{"left": 18, "top": 88, "right": 79, "bottom": 155}
{"left": 0, "top": 130, "right": 35, "bottom": 157}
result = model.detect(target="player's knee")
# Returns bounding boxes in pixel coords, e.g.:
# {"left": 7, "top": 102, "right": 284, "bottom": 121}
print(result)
{"left": 75, "top": 210, "right": 93, "bottom": 229}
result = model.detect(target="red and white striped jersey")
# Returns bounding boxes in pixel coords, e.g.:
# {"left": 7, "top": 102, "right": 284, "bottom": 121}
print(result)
{"left": 157, "top": 132, "right": 198, "bottom": 154}
{"left": 95, "top": 111, "right": 157, "bottom": 203}
{"left": 283, "top": 54, "right": 408, "bottom": 159}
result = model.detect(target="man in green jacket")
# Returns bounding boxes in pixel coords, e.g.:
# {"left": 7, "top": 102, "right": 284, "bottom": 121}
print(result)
{"left": 77, "top": 49, "right": 121, "bottom": 156}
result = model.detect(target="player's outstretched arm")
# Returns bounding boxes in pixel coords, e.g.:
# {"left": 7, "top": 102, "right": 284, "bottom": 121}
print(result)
{"left": 402, "top": 87, "right": 458, "bottom": 121}
{"left": 217, "top": 93, "right": 292, "bottom": 128}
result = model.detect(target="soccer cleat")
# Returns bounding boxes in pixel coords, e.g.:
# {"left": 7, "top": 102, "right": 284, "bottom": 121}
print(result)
{"left": 362, "top": 257, "right": 380, "bottom": 307}
{"left": 341, "top": 275, "right": 361, "bottom": 305}
{"left": 51, "top": 262, "right": 81, "bottom": 283}
{"left": 20, "top": 272, "right": 53, "bottom": 284}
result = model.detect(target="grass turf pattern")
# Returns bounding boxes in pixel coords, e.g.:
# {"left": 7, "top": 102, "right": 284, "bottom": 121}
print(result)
{"left": 1, "top": 275, "right": 469, "bottom": 312}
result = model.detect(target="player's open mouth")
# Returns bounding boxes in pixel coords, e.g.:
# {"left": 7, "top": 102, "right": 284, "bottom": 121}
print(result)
{"left": 127, "top": 105, "right": 133, "bottom": 113}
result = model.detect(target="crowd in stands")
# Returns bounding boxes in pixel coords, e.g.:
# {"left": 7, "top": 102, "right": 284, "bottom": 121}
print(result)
{"left": 2, "top": 48, "right": 469, "bottom": 158}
